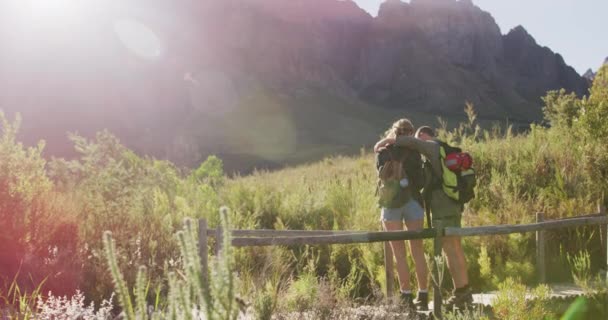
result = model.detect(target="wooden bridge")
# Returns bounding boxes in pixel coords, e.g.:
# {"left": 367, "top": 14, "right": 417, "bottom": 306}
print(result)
{"left": 197, "top": 204, "right": 607, "bottom": 319}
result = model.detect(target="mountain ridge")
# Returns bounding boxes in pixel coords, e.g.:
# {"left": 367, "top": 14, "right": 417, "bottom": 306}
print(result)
{"left": 0, "top": 0, "right": 589, "bottom": 172}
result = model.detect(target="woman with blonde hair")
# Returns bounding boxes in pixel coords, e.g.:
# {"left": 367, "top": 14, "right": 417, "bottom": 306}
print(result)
{"left": 376, "top": 118, "right": 429, "bottom": 310}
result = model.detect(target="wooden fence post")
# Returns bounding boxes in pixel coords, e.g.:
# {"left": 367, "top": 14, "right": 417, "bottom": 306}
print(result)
{"left": 536, "top": 212, "right": 546, "bottom": 283}
{"left": 599, "top": 201, "right": 607, "bottom": 285}
{"left": 199, "top": 219, "right": 208, "bottom": 285}
{"left": 433, "top": 222, "right": 444, "bottom": 319}
{"left": 383, "top": 241, "right": 394, "bottom": 301}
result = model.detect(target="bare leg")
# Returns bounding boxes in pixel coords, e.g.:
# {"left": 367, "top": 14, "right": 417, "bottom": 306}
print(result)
{"left": 442, "top": 236, "right": 469, "bottom": 289}
{"left": 383, "top": 221, "right": 411, "bottom": 291}
{"left": 404, "top": 219, "right": 428, "bottom": 291}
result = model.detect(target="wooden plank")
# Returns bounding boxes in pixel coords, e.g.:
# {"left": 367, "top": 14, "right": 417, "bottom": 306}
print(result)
{"left": 206, "top": 214, "right": 608, "bottom": 238}
{"left": 198, "top": 219, "right": 208, "bottom": 286}
{"left": 231, "top": 229, "right": 437, "bottom": 247}
{"left": 205, "top": 229, "right": 371, "bottom": 237}
{"left": 536, "top": 213, "right": 546, "bottom": 283}
{"left": 205, "top": 213, "right": 607, "bottom": 238}
{"left": 445, "top": 216, "right": 608, "bottom": 237}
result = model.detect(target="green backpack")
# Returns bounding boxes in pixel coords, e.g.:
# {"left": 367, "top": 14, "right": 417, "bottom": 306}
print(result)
{"left": 437, "top": 141, "right": 476, "bottom": 204}
{"left": 376, "top": 149, "right": 408, "bottom": 208}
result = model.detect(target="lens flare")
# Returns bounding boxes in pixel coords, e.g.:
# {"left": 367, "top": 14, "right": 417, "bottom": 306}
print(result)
{"left": 113, "top": 19, "right": 163, "bottom": 60}
{"left": 13, "top": 0, "right": 83, "bottom": 23}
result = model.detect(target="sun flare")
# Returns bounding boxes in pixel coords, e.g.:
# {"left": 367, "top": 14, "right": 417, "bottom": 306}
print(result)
{"left": 15, "top": 0, "right": 84, "bottom": 23}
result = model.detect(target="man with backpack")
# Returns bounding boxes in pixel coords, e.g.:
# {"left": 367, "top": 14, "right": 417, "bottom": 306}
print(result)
{"left": 374, "top": 125, "right": 474, "bottom": 310}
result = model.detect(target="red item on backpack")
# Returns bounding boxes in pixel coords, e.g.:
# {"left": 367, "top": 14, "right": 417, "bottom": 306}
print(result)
{"left": 444, "top": 152, "right": 473, "bottom": 171}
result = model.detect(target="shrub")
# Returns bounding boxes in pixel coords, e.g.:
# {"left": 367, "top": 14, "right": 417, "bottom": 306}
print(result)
{"left": 492, "top": 278, "right": 555, "bottom": 320}
{"left": 542, "top": 89, "right": 582, "bottom": 128}
{"left": 103, "top": 211, "right": 240, "bottom": 319}
{"left": 283, "top": 272, "right": 319, "bottom": 312}
{"left": 0, "top": 112, "right": 81, "bottom": 299}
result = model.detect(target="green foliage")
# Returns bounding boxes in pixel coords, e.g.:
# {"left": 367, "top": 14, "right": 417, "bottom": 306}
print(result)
{"left": 103, "top": 213, "right": 239, "bottom": 319}
{"left": 580, "top": 65, "right": 608, "bottom": 141}
{"left": 492, "top": 278, "right": 556, "bottom": 320}
{"left": 46, "top": 130, "right": 227, "bottom": 301}
{"left": 560, "top": 296, "right": 589, "bottom": 320}
{"left": 283, "top": 272, "right": 319, "bottom": 312}
{"left": 543, "top": 89, "right": 582, "bottom": 128}
{"left": 477, "top": 245, "right": 492, "bottom": 288}
{"left": 103, "top": 231, "right": 135, "bottom": 319}
{"left": 0, "top": 112, "right": 50, "bottom": 199}
{"left": 0, "top": 112, "right": 81, "bottom": 298}
{"left": 0, "top": 273, "right": 47, "bottom": 319}
{"left": 567, "top": 250, "right": 591, "bottom": 289}
{"left": 334, "top": 259, "right": 364, "bottom": 302}
{"left": 443, "top": 305, "right": 489, "bottom": 320}
{"left": 190, "top": 155, "right": 224, "bottom": 188}
{"left": 252, "top": 281, "right": 277, "bottom": 320}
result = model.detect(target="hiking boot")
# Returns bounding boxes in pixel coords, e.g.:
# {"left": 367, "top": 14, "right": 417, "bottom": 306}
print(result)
{"left": 444, "top": 286, "right": 473, "bottom": 310}
{"left": 413, "top": 292, "right": 429, "bottom": 311}
{"left": 400, "top": 292, "right": 415, "bottom": 311}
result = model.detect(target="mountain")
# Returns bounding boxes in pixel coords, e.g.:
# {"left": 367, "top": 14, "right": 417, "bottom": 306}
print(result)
{"left": 582, "top": 57, "right": 608, "bottom": 82}
{"left": 0, "top": 0, "right": 589, "bottom": 172}
{"left": 583, "top": 69, "right": 596, "bottom": 81}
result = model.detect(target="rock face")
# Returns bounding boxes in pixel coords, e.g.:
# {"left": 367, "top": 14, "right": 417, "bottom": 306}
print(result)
{"left": 583, "top": 69, "right": 596, "bottom": 81}
{"left": 0, "top": 0, "right": 590, "bottom": 170}
{"left": 502, "top": 26, "right": 588, "bottom": 101}
{"left": 191, "top": 0, "right": 587, "bottom": 120}
{"left": 582, "top": 57, "right": 608, "bottom": 82}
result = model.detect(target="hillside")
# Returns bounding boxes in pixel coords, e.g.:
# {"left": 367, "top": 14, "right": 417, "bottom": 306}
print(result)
{"left": 0, "top": 0, "right": 588, "bottom": 172}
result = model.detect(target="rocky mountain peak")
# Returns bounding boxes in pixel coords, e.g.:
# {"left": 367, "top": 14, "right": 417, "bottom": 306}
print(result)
{"left": 583, "top": 69, "right": 595, "bottom": 81}
{"left": 583, "top": 57, "right": 608, "bottom": 82}
{"left": 378, "top": 0, "right": 409, "bottom": 12}
{"left": 503, "top": 25, "right": 587, "bottom": 101}
{"left": 505, "top": 25, "right": 537, "bottom": 46}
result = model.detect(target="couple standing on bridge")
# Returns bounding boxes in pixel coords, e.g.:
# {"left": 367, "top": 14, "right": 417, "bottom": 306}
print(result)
{"left": 374, "top": 119, "right": 473, "bottom": 311}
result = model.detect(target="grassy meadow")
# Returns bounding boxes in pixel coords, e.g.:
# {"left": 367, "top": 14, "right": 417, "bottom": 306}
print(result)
{"left": 1, "top": 67, "right": 608, "bottom": 319}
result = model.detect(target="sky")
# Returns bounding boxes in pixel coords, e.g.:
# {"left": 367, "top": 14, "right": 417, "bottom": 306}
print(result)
{"left": 354, "top": 0, "right": 608, "bottom": 75}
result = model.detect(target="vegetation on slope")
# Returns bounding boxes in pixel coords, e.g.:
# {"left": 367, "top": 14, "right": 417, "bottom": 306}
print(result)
{"left": 0, "top": 66, "right": 607, "bottom": 318}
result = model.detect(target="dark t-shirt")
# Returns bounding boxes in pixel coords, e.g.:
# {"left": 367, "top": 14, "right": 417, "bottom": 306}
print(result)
{"left": 376, "top": 145, "right": 424, "bottom": 208}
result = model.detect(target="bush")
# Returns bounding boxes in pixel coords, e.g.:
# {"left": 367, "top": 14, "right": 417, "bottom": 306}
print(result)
{"left": 492, "top": 278, "right": 555, "bottom": 320}
{"left": 0, "top": 112, "right": 81, "bottom": 299}
{"left": 542, "top": 89, "right": 582, "bottom": 128}
{"left": 103, "top": 212, "right": 240, "bottom": 319}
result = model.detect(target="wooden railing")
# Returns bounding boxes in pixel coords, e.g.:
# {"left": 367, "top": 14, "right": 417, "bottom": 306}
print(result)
{"left": 198, "top": 204, "right": 607, "bottom": 318}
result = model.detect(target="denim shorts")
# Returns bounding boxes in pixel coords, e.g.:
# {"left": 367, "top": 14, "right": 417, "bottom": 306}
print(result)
{"left": 381, "top": 200, "right": 424, "bottom": 222}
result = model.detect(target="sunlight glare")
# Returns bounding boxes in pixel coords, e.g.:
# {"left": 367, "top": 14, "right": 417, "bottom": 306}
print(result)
{"left": 113, "top": 19, "right": 163, "bottom": 60}
{"left": 22, "top": 0, "right": 83, "bottom": 23}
